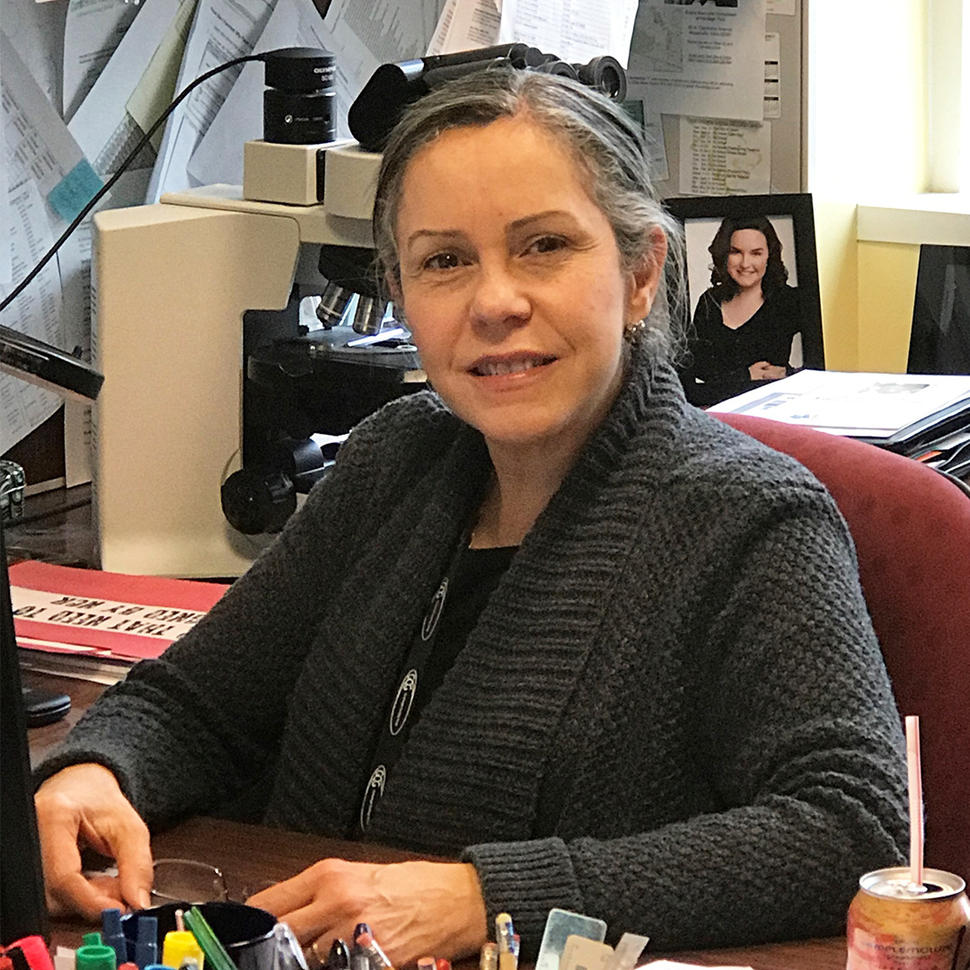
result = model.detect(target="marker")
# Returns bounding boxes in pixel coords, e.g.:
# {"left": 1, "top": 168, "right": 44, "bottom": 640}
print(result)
{"left": 494, "top": 914, "right": 517, "bottom": 970}
{"left": 101, "top": 910, "right": 128, "bottom": 966}
{"left": 162, "top": 931, "right": 204, "bottom": 970}
{"left": 75, "top": 940, "right": 116, "bottom": 970}
{"left": 479, "top": 942, "right": 497, "bottom": 970}
{"left": 352, "top": 933, "right": 393, "bottom": 970}
{"left": 352, "top": 925, "right": 371, "bottom": 943}
{"left": 416, "top": 959, "right": 435, "bottom": 970}
{"left": 135, "top": 918, "right": 158, "bottom": 970}
{"left": 328, "top": 940, "right": 351, "bottom": 970}
{"left": 435, "top": 960, "right": 451, "bottom": 970}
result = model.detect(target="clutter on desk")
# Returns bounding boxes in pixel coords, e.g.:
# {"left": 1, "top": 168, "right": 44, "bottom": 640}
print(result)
{"left": 10, "top": 561, "right": 228, "bottom": 684}
{"left": 710, "top": 369, "right": 970, "bottom": 474}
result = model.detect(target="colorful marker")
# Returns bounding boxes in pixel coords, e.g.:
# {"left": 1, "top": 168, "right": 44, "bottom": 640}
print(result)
{"left": 494, "top": 914, "right": 517, "bottom": 970}
{"left": 352, "top": 933, "right": 392, "bottom": 970}
{"left": 479, "top": 942, "right": 497, "bottom": 970}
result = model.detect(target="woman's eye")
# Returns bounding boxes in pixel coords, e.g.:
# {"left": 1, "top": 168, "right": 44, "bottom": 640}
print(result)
{"left": 423, "top": 252, "right": 462, "bottom": 271}
{"left": 526, "top": 235, "right": 567, "bottom": 255}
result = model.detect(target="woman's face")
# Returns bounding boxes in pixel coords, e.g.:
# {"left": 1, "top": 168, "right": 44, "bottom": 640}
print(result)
{"left": 391, "top": 115, "right": 662, "bottom": 462}
{"left": 726, "top": 228, "right": 769, "bottom": 291}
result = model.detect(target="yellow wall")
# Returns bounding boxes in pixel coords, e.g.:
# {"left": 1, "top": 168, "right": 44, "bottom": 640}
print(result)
{"left": 857, "top": 241, "right": 921, "bottom": 373}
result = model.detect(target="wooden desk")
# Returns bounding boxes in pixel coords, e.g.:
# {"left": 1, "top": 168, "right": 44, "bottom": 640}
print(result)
{"left": 45, "top": 816, "right": 847, "bottom": 970}
{"left": 31, "top": 675, "right": 847, "bottom": 970}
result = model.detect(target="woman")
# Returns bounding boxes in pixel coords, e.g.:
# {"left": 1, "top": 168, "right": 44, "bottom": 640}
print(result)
{"left": 34, "top": 69, "right": 906, "bottom": 963}
{"left": 682, "top": 215, "right": 801, "bottom": 406}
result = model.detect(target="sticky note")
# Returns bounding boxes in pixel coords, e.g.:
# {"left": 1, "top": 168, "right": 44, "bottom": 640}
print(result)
{"left": 48, "top": 159, "right": 104, "bottom": 223}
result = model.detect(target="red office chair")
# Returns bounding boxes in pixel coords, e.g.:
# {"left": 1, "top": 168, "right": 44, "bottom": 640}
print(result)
{"left": 716, "top": 412, "right": 970, "bottom": 883}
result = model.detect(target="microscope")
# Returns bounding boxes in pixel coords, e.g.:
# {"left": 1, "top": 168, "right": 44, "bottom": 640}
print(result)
{"left": 90, "top": 44, "right": 627, "bottom": 578}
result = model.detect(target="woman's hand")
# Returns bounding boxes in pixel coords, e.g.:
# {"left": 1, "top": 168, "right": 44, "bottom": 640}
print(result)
{"left": 247, "top": 859, "right": 488, "bottom": 966}
{"left": 34, "top": 763, "right": 153, "bottom": 918}
{"left": 749, "top": 361, "right": 787, "bottom": 381}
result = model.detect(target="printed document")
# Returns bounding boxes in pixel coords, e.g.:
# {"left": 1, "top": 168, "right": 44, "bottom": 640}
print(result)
{"left": 710, "top": 370, "right": 970, "bottom": 439}
{"left": 63, "top": 0, "right": 142, "bottom": 123}
{"left": 627, "top": 0, "right": 766, "bottom": 123}
{"left": 679, "top": 117, "right": 771, "bottom": 196}
{"left": 69, "top": 0, "right": 189, "bottom": 207}
{"left": 498, "top": 0, "right": 639, "bottom": 65}
{"left": 428, "top": 0, "right": 501, "bottom": 55}
{"left": 1, "top": 32, "right": 95, "bottom": 452}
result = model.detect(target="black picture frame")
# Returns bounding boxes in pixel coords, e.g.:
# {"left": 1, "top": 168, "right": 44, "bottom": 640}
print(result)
{"left": 663, "top": 192, "right": 824, "bottom": 408}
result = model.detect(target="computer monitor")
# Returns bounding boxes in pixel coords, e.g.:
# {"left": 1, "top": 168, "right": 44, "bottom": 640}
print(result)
{"left": 1, "top": 520, "right": 49, "bottom": 944}
{"left": 908, "top": 244, "right": 970, "bottom": 375}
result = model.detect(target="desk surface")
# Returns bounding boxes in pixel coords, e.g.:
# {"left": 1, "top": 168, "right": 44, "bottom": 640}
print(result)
{"left": 30, "top": 677, "right": 848, "bottom": 970}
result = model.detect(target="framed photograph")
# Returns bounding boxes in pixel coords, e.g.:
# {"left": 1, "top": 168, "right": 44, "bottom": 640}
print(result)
{"left": 664, "top": 193, "right": 824, "bottom": 408}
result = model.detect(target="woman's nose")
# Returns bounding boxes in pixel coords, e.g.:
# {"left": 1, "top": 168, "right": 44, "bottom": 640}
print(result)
{"left": 470, "top": 264, "right": 530, "bottom": 328}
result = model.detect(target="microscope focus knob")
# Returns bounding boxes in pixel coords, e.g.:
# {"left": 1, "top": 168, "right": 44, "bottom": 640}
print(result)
{"left": 221, "top": 467, "right": 297, "bottom": 535}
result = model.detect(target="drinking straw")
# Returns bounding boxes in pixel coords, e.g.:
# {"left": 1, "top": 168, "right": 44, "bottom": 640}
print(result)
{"left": 906, "top": 714, "right": 924, "bottom": 888}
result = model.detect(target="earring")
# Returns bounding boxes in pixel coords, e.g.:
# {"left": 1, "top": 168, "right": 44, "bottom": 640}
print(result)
{"left": 624, "top": 318, "right": 646, "bottom": 341}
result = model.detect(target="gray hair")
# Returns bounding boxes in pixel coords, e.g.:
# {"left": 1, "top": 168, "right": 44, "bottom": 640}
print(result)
{"left": 372, "top": 67, "right": 687, "bottom": 354}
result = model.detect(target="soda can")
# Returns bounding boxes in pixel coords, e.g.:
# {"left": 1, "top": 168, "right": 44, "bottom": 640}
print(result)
{"left": 846, "top": 866, "right": 970, "bottom": 969}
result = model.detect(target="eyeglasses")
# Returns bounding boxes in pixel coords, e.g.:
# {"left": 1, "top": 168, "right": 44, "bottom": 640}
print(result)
{"left": 151, "top": 858, "right": 230, "bottom": 904}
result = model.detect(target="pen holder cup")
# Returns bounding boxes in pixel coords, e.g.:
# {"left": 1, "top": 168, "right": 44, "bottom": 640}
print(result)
{"left": 122, "top": 901, "right": 308, "bottom": 970}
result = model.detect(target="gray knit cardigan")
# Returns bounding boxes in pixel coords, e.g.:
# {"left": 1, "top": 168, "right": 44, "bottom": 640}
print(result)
{"left": 39, "top": 337, "right": 907, "bottom": 954}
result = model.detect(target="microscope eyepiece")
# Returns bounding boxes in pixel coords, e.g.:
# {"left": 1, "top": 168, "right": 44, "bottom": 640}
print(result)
{"left": 347, "top": 45, "right": 628, "bottom": 152}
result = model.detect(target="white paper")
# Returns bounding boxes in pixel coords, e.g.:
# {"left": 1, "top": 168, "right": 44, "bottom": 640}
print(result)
{"left": 499, "top": 0, "right": 639, "bottom": 67}
{"left": 679, "top": 116, "right": 771, "bottom": 195}
{"left": 63, "top": 0, "right": 143, "bottom": 123}
{"left": 188, "top": 0, "right": 444, "bottom": 189}
{"left": 626, "top": 0, "right": 766, "bottom": 122}
{"left": 763, "top": 31, "right": 780, "bottom": 120}
{"left": 427, "top": 0, "right": 501, "bottom": 56}
{"left": 0, "top": 36, "right": 8, "bottom": 287}
{"left": 2, "top": 0, "right": 66, "bottom": 110}
{"left": 641, "top": 963, "right": 752, "bottom": 970}
{"left": 710, "top": 369, "right": 970, "bottom": 438}
{"left": 69, "top": 0, "right": 186, "bottom": 198}
{"left": 1, "top": 30, "right": 97, "bottom": 456}
{"left": 0, "top": 180, "right": 64, "bottom": 453}
{"left": 145, "top": 0, "right": 276, "bottom": 201}
{"left": 767, "top": 0, "right": 795, "bottom": 14}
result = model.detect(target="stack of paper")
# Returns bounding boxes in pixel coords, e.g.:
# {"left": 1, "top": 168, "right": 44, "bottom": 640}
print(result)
{"left": 710, "top": 369, "right": 970, "bottom": 449}
{"left": 11, "top": 560, "right": 228, "bottom": 683}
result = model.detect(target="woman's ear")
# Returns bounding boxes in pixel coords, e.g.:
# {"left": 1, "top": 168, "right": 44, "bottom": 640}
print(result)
{"left": 627, "top": 227, "right": 668, "bottom": 322}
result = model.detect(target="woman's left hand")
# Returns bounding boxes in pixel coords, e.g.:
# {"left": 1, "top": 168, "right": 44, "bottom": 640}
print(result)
{"left": 247, "top": 859, "right": 488, "bottom": 967}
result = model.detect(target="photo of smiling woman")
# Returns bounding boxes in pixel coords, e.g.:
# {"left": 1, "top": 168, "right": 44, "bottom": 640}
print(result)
{"left": 683, "top": 214, "right": 801, "bottom": 407}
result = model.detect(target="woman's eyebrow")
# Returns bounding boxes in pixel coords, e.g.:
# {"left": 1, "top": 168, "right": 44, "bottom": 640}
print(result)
{"left": 507, "top": 210, "right": 575, "bottom": 234}
{"left": 403, "top": 228, "right": 464, "bottom": 249}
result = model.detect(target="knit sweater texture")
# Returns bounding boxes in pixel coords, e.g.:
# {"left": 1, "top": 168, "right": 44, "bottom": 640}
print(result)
{"left": 39, "top": 336, "right": 908, "bottom": 954}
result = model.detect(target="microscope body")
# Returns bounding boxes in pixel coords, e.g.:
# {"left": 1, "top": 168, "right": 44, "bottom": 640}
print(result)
{"left": 91, "top": 144, "right": 409, "bottom": 577}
